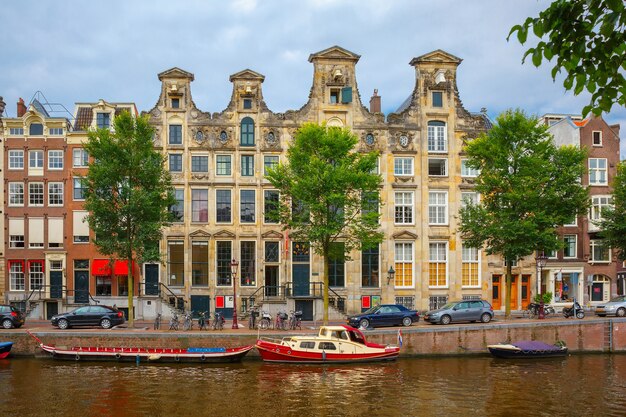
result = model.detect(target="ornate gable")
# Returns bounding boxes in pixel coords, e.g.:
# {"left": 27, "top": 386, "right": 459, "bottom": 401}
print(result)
{"left": 392, "top": 230, "right": 419, "bottom": 240}
{"left": 308, "top": 45, "right": 361, "bottom": 63}
{"left": 189, "top": 229, "right": 211, "bottom": 239}
{"left": 158, "top": 67, "right": 195, "bottom": 81}
{"left": 261, "top": 230, "right": 284, "bottom": 239}
{"left": 229, "top": 69, "right": 265, "bottom": 82}
{"left": 410, "top": 50, "right": 462, "bottom": 66}
{"left": 213, "top": 229, "right": 236, "bottom": 239}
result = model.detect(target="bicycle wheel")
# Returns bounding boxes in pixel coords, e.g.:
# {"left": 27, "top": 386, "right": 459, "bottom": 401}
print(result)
{"left": 522, "top": 309, "right": 531, "bottom": 319}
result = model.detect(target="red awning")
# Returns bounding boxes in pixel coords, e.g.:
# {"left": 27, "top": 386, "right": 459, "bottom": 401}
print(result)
{"left": 92, "top": 259, "right": 136, "bottom": 276}
{"left": 113, "top": 260, "right": 135, "bottom": 275}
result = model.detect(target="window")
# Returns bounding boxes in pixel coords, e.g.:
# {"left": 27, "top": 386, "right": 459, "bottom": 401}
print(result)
{"left": 9, "top": 219, "right": 25, "bottom": 249}
{"left": 328, "top": 242, "right": 345, "bottom": 287}
{"left": 240, "top": 190, "right": 255, "bottom": 223}
{"left": 171, "top": 189, "right": 184, "bottom": 221}
{"left": 190, "top": 155, "right": 208, "bottom": 173}
{"left": 461, "top": 192, "right": 478, "bottom": 209}
{"left": 396, "top": 296, "right": 414, "bottom": 310}
{"left": 73, "top": 177, "right": 86, "bottom": 200}
{"left": 9, "top": 183, "right": 24, "bottom": 206}
{"left": 9, "top": 127, "right": 24, "bottom": 135}
{"left": 216, "top": 189, "right": 232, "bottom": 223}
{"left": 9, "top": 261, "right": 25, "bottom": 291}
{"left": 167, "top": 241, "right": 184, "bottom": 286}
{"left": 428, "top": 158, "right": 447, "bottom": 176}
{"left": 29, "top": 183, "right": 44, "bottom": 206}
{"left": 216, "top": 155, "right": 232, "bottom": 176}
{"left": 216, "top": 241, "right": 232, "bottom": 286}
{"left": 429, "top": 242, "right": 448, "bottom": 287}
{"left": 432, "top": 91, "right": 443, "bottom": 107}
{"left": 243, "top": 98, "right": 252, "bottom": 109}
{"left": 29, "top": 123, "right": 44, "bottom": 135}
{"left": 264, "top": 155, "right": 279, "bottom": 175}
{"left": 171, "top": 98, "right": 180, "bottom": 109}
{"left": 241, "top": 155, "right": 254, "bottom": 176}
{"left": 96, "top": 112, "right": 110, "bottom": 129}
{"left": 264, "top": 190, "right": 279, "bottom": 224}
{"left": 191, "top": 241, "right": 209, "bottom": 286}
{"left": 191, "top": 189, "right": 208, "bottom": 222}
{"left": 49, "top": 127, "right": 63, "bottom": 135}
{"left": 592, "top": 131, "right": 602, "bottom": 146}
{"left": 330, "top": 89, "right": 340, "bottom": 104}
{"left": 73, "top": 149, "right": 89, "bottom": 167}
{"left": 394, "top": 242, "right": 413, "bottom": 287}
{"left": 168, "top": 124, "right": 182, "bottom": 145}
{"left": 461, "top": 159, "right": 480, "bottom": 177}
{"left": 265, "top": 241, "right": 279, "bottom": 262}
{"left": 589, "top": 158, "right": 607, "bottom": 185}
{"left": 590, "top": 195, "right": 612, "bottom": 223}
{"left": 394, "top": 191, "right": 414, "bottom": 224}
{"left": 29, "top": 218, "right": 44, "bottom": 248}
{"left": 48, "top": 218, "right": 63, "bottom": 248}
{"left": 8, "top": 150, "right": 24, "bottom": 169}
{"left": 361, "top": 191, "right": 379, "bottom": 220}
{"left": 169, "top": 154, "right": 182, "bottom": 172}
{"left": 462, "top": 244, "right": 479, "bottom": 287}
{"left": 9, "top": 235, "right": 24, "bottom": 248}
{"left": 564, "top": 235, "right": 577, "bottom": 258}
{"left": 48, "top": 182, "right": 64, "bottom": 206}
{"left": 240, "top": 241, "right": 256, "bottom": 286}
{"left": 362, "top": 245, "right": 379, "bottom": 287}
{"left": 73, "top": 211, "right": 90, "bottom": 243}
{"left": 48, "top": 150, "right": 64, "bottom": 170}
{"left": 95, "top": 275, "right": 111, "bottom": 296}
{"left": 428, "top": 191, "right": 448, "bottom": 225}
{"left": 29, "top": 261, "right": 44, "bottom": 290}
{"left": 590, "top": 240, "right": 610, "bottom": 262}
{"left": 427, "top": 121, "right": 447, "bottom": 152}
{"left": 29, "top": 150, "right": 44, "bottom": 168}
{"left": 394, "top": 157, "right": 414, "bottom": 176}
{"left": 240, "top": 117, "right": 255, "bottom": 146}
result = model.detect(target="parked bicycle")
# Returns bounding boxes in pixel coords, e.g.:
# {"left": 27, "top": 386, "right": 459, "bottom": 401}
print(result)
{"left": 183, "top": 311, "right": 194, "bottom": 331}
{"left": 258, "top": 311, "right": 273, "bottom": 330}
{"left": 212, "top": 311, "right": 225, "bottom": 330}
{"left": 248, "top": 307, "right": 259, "bottom": 329}
{"left": 288, "top": 310, "right": 302, "bottom": 330}
{"left": 275, "top": 311, "right": 289, "bottom": 331}
{"left": 154, "top": 313, "right": 162, "bottom": 330}
{"left": 523, "top": 303, "right": 555, "bottom": 319}
{"left": 169, "top": 312, "right": 179, "bottom": 331}
{"left": 197, "top": 311, "right": 208, "bottom": 330}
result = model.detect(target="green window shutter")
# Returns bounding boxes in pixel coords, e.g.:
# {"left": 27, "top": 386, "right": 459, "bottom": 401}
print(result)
{"left": 341, "top": 87, "right": 352, "bottom": 103}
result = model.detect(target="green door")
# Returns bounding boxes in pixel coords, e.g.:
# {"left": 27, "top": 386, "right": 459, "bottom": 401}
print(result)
{"left": 292, "top": 264, "right": 310, "bottom": 296}
{"left": 50, "top": 271, "right": 63, "bottom": 299}
{"left": 74, "top": 271, "right": 89, "bottom": 304}
{"left": 144, "top": 264, "right": 159, "bottom": 296}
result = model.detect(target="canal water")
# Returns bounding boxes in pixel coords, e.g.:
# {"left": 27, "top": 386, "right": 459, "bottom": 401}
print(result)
{"left": 1, "top": 355, "right": 625, "bottom": 417}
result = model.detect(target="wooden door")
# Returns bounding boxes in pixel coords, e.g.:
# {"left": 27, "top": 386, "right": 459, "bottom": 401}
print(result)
{"left": 144, "top": 264, "right": 159, "bottom": 296}
{"left": 492, "top": 275, "right": 501, "bottom": 310}
{"left": 510, "top": 275, "right": 519, "bottom": 310}
{"left": 521, "top": 275, "right": 531, "bottom": 309}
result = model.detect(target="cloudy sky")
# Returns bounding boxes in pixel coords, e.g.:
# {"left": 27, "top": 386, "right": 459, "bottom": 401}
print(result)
{"left": 1, "top": 0, "right": 623, "bottom": 156}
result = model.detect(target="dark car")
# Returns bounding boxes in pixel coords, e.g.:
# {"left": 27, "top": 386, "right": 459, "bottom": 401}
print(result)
{"left": 424, "top": 300, "right": 493, "bottom": 325}
{"left": 347, "top": 304, "right": 419, "bottom": 329}
{"left": 51, "top": 305, "right": 125, "bottom": 330}
{"left": 0, "top": 305, "right": 25, "bottom": 329}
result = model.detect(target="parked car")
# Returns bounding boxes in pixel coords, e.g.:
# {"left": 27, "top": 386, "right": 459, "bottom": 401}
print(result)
{"left": 347, "top": 304, "right": 419, "bottom": 329}
{"left": 51, "top": 305, "right": 125, "bottom": 330}
{"left": 424, "top": 300, "right": 494, "bottom": 325}
{"left": 0, "top": 305, "right": 25, "bottom": 329}
{"left": 595, "top": 296, "right": 626, "bottom": 317}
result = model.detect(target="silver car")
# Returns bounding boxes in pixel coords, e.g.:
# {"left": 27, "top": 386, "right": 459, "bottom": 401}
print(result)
{"left": 424, "top": 300, "right": 494, "bottom": 325}
{"left": 595, "top": 296, "right": 626, "bottom": 317}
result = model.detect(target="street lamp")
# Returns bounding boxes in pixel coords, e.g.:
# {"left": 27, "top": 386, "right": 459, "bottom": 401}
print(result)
{"left": 536, "top": 251, "right": 548, "bottom": 320}
{"left": 230, "top": 259, "right": 239, "bottom": 329}
{"left": 387, "top": 266, "right": 395, "bottom": 285}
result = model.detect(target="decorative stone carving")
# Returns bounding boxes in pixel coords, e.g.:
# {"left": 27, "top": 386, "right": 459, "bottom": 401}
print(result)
{"left": 152, "top": 126, "right": 162, "bottom": 146}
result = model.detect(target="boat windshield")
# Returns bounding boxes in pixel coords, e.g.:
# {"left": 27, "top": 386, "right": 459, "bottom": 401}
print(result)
{"left": 348, "top": 330, "right": 366, "bottom": 345}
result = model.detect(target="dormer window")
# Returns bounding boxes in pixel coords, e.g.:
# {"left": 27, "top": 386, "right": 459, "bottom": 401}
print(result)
{"left": 171, "top": 98, "right": 180, "bottom": 109}
{"left": 432, "top": 92, "right": 443, "bottom": 108}
{"left": 29, "top": 123, "right": 44, "bottom": 135}
{"left": 330, "top": 89, "right": 340, "bottom": 104}
{"left": 96, "top": 112, "right": 110, "bottom": 129}
{"left": 243, "top": 99, "right": 252, "bottom": 109}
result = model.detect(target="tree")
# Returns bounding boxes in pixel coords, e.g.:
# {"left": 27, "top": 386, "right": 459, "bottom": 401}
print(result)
{"left": 459, "top": 109, "right": 589, "bottom": 318}
{"left": 599, "top": 161, "right": 626, "bottom": 260}
{"left": 84, "top": 111, "right": 175, "bottom": 327}
{"left": 265, "top": 123, "right": 383, "bottom": 324}
{"left": 509, "top": 0, "right": 626, "bottom": 116}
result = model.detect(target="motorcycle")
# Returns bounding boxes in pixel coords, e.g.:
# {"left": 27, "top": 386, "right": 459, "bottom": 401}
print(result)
{"left": 563, "top": 300, "right": 585, "bottom": 319}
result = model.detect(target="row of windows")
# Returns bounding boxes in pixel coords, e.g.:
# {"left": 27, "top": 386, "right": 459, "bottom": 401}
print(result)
{"left": 8, "top": 214, "right": 88, "bottom": 250}
{"left": 8, "top": 149, "right": 89, "bottom": 170}
{"left": 169, "top": 153, "right": 279, "bottom": 176}
{"left": 8, "top": 179, "right": 87, "bottom": 206}
{"left": 8, "top": 126, "right": 64, "bottom": 136}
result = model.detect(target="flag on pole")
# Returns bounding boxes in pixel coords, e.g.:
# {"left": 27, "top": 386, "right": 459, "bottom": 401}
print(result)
{"left": 397, "top": 329, "right": 403, "bottom": 348}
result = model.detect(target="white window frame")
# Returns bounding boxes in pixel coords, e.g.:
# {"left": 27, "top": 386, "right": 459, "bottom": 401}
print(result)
{"left": 394, "top": 242, "right": 414, "bottom": 288}
{"left": 28, "top": 182, "right": 44, "bottom": 207}
{"left": 592, "top": 131, "right": 602, "bottom": 146}
{"left": 428, "top": 241, "right": 449, "bottom": 288}
{"left": 589, "top": 158, "right": 607, "bottom": 186}
{"left": 563, "top": 235, "right": 577, "bottom": 259}
{"left": 9, "top": 127, "right": 24, "bottom": 136}
{"left": 461, "top": 192, "right": 479, "bottom": 209}
{"left": 394, "top": 191, "right": 414, "bottom": 225}
{"left": 590, "top": 195, "right": 612, "bottom": 224}
{"left": 8, "top": 182, "right": 24, "bottom": 206}
{"left": 590, "top": 239, "right": 610, "bottom": 263}
{"left": 428, "top": 191, "right": 448, "bottom": 225}
{"left": 29, "top": 150, "right": 44, "bottom": 169}
{"left": 461, "top": 244, "right": 480, "bottom": 288}
{"left": 49, "top": 127, "right": 64, "bottom": 136}
{"left": 216, "top": 154, "right": 232, "bottom": 176}
{"left": 393, "top": 157, "right": 414, "bottom": 176}
{"left": 8, "top": 150, "right": 24, "bottom": 170}
{"left": 48, "top": 182, "right": 64, "bottom": 206}
{"left": 461, "top": 159, "right": 480, "bottom": 177}
{"left": 427, "top": 121, "right": 447, "bottom": 153}
{"left": 47, "top": 150, "right": 64, "bottom": 170}
{"left": 428, "top": 158, "right": 448, "bottom": 177}
{"left": 73, "top": 149, "right": 89, "bottom": 167}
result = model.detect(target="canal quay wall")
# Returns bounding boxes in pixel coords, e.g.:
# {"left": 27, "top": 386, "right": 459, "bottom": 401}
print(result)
{"left": 7, "top": 318, "right": 626, "bottom": 357}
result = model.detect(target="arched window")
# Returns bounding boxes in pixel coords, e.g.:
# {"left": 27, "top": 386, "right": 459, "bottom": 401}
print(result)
{"left": 240, "top": 117, "right": 255, "bottom": 146}
{"left": 427, "top": 121, "right": 446, "bottom": 152}
{"left": 29, "top": 123, "right": 44, "bottom": 135}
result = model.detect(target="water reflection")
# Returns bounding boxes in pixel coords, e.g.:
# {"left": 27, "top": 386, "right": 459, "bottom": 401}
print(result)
{"left": 1, "top": 356, "right": 626, "bottom": 416}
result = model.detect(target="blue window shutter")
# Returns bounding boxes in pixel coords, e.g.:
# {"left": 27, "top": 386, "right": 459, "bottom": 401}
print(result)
{"left": 341, "top": 87, "right": 352, "bottom": 103}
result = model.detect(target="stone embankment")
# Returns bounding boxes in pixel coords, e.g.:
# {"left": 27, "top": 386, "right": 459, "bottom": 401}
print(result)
{"left": 6, "top": 317, "right": 625, "bottom": 357}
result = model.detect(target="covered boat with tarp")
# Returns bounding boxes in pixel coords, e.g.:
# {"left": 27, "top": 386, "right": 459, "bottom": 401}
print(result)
{"left": 487, "top": 340, "right": 568, "bottom": 359}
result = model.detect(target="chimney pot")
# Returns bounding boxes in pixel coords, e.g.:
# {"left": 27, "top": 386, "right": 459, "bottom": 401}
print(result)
{"left": 369, "top": 89, "right": 381, "bottom": 113}
{"left": 17, "top": 98, "right": 27, "bottom": 117}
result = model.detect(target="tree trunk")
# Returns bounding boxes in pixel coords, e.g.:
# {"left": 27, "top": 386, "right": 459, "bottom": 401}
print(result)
{"left": 127, "top": 257, "right": 134, "bottom": 328}
{"left": 322, "top": 253, "right": 329, "bottom": 325}
{"left": 505, "top": 262, "right": 513, "bottom": 319}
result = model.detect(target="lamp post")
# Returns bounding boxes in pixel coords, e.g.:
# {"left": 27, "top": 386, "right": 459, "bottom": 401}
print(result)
{"left": 230, "top": 259, "right": 239, "bottom": 329}
{"left": 387, "top": 266, "right": 395, "bottom": 285}
{"left": 536, "top": 251, "right": 548, "bottom": 320}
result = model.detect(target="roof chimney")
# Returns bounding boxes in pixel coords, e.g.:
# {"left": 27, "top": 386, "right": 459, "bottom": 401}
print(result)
{"left": 369, "top": 89, "right": 381, "bottom": 113}
{"left": 0, "top": 96, "right": 6, "bottom": 116}
{"left": 17, "top": 98, "right": 27, "bottom": 117}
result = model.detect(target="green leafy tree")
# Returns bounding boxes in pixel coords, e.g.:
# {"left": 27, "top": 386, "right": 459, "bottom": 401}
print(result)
{"left": 459, "top": 109, "right": 589, "bottom": 318}
{"left": 84, "top": 111, "right": 175, "bottom": 327}
{"left": 509, "top": 0, "right": 626, "bottom": 116}
{"left": 600, "top": 161, "right": 626, "bottom": 260}
{"left": 265, "top": 123, "right": 383, "bottom": 324}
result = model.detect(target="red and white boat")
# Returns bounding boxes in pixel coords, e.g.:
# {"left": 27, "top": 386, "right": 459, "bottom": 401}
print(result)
{"left": 255, "top": 325, "right": 400, "bottom": 363}
{"left": 27, "top": 331, "right": 252, "bottom": 363}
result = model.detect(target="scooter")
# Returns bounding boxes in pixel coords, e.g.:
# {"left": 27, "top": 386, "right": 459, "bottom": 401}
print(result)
{"left": 563, "top": 300, "right": 585, "bottom": 319}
